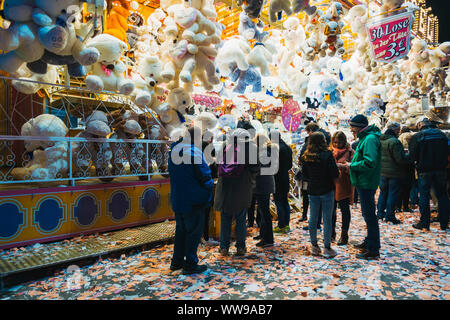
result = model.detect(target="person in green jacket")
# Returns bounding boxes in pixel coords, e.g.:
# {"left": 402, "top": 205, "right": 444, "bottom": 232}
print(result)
{"left": 348, "top": 114, "right": 382, "bottom": 260}
{"left": 377, "top": 122, "right": 411, "bottom": 224}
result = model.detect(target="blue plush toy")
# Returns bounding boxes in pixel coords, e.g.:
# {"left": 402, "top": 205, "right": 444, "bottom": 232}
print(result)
{"left": 238, "top": 11, "right": 269, "bottom": 43}
{"left": 319, "top": 78, "right": 341, "bottom": 108}
{"left": 230, "top": 63, "right": 262, "bottom": 94}
{"left": 26, "top": 0, "right": 101, "bottom": 77}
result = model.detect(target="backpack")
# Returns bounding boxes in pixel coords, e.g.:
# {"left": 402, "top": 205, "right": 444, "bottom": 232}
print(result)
{"left": 218, "top": 144, "right": 245, "bottom": 178}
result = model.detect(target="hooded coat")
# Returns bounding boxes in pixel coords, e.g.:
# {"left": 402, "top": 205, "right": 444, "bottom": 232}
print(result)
{"left": 349, "top": 124, "right": 382, "bottom": 190}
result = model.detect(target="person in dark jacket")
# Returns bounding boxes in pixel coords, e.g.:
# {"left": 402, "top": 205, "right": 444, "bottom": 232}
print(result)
{"left": 377, "top": 122, "right": 411, "bottom": 224}
{"left": 271, "top": 130, "right": 293, "bottom": 234}
{"left": 409, "top": 118, "right": 449, "bottom": 231}
{"left": 201, "top": 131, "right": 217, "bottom": 242}
{"left": 252, "top": 133, "right": 279, "bottom": 247}
{"left": 397, "top": 130, "right": 415, "bottom": 213}
{"left": 298, "top": 122, "right": 329, "bottom": 226}
{"left": 349, "top": 114, "right": 382, "bottom": 260}
{"left": 214, "top": 128, "right": 260, "bottom": 256}
{"left": 300, "top": 131, "right": 339, "bottom": 258}
{"left": 168, "top": 127, "right": 213, "bottom": 275}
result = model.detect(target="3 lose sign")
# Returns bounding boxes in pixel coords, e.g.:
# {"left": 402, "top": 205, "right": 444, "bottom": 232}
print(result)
{"left": 366, "top": 12, "right": 414, "bottom": 63}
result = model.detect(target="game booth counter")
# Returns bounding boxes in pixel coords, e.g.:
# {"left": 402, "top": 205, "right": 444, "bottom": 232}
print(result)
{"left": 0, "top": 0, "right": 449, "bottom": 253}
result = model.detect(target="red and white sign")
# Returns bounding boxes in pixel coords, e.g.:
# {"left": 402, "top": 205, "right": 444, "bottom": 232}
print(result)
{"left": 366, "top": 12, "right": 414, "bottom": 63}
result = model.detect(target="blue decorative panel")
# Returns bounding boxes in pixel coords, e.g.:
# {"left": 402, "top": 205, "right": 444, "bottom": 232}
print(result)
{"left": 140, "top": 188, "right": 160, "bottom": 217}
{"left": 34, "top": 197, "right": 64, "bottom": 233}
{"left": 108, "top": 191, "right": 130, "bottom": 222}
{"left": 0, "top": 201, "right": 25, "bottom": 239}
{"left": 73, "top": 194, "right": 98, "bottom": 227}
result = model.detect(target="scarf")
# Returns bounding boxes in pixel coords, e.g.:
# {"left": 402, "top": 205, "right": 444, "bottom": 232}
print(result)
{"left": 332, "top": 146, "right": 350, "bottom": 163}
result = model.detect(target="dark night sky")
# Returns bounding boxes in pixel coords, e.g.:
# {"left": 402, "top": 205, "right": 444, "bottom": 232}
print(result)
{"left": 426, "top": 0, "right": 450, "bottom": 42}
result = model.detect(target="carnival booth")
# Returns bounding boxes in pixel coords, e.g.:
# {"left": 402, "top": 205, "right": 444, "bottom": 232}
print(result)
{"left": 0, "top": 0, "right": 448, "bottom": 247}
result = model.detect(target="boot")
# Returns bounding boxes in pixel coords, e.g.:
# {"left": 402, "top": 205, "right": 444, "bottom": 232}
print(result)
{"left": 337, "top": 230, "right": 348, "bottom": 246}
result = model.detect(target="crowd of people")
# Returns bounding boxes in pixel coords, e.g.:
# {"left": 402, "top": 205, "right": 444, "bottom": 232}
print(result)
{"left": 167, "top": 115, "right": 450, "bottom": 275}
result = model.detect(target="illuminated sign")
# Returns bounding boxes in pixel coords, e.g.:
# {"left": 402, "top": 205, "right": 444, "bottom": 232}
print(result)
{"left": 366, "top": 12, "right": 414, "bottom": 63}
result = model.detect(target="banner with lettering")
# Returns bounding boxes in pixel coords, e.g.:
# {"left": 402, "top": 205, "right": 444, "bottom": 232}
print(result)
{"left": 366, "top": 12, "right": 414, "bottom": 63}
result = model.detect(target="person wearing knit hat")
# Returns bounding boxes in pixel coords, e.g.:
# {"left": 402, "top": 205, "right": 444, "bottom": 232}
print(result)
{"left": 349, "top": 114, "right": 369, "bottom": 128}
{"left": 348, "top": 114, "right": 382, "bottom": 260}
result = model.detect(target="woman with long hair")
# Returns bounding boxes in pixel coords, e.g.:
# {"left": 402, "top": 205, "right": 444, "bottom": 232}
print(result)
{"left": 300, "top": 132, "right": 339, "bottom": 258}
{"left": 330, "top": 131, "right": 355, "bottom": 245}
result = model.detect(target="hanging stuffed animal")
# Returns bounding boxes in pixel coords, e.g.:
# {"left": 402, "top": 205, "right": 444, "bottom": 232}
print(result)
{"left": 156, "top": 87, "right": 194, "bottom": 140}
{"left": 292, "top": 0, "right": 317, "bottom": 15}
{"left": 268, "top": 0, "right": 293, "bottom": 24}
{"left": 238, "top": 11, "right": 269, "bottom": 43}
{"left": 236, "top": 0, "right": 265, "bottom": 19}
{"left": 131, "top": 55, "right": 167, "bottom": 109}
{"left": 84, "top": 33, "right": 135, "bottom": 94}
{"left": 26, "top": 0, "right": 101, "bottom": 77}
{"left": 230, "top": 62, "right": 262, "bottom": 94}
{"left": 302, "top": 8, "right": 327, "bottom": 61}
{"left": 0, "top": 0, "right": 45, "bottom": 74}
{"left": 216, "top": 36, "right": 251, "bottom": 77}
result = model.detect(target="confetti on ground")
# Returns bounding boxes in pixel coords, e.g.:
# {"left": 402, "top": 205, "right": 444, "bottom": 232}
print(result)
{"left": 0, "top": 204, "right": 448, "bottom": 300}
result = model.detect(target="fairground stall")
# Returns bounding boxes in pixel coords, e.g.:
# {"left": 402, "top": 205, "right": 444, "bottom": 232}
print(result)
{"left": 0, "top": 0, "right": 448, "bottom": 249}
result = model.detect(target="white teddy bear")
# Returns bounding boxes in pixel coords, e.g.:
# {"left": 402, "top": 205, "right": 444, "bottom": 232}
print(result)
{"left": 188, "top": 0, "right": 218, "bottom": 20}
{"left": 246, "top": 41, "right": 275, "bottom": 77}
{"left": 11, "top": 114, "right": 68, "bottom": 180}
{"left": 84, "top": 34, "right": 135, "bottom": 95}
{"left": 156, "top": 88, "right": 194, "bottom": 140}
{"left": 216, "top": 36, "right": 251, "bottom": 76}
{"left": 278, "top": 17, "right": 305, "bottom": 78}
{"left": 131, "top": 55, "right": 166, "bottom": 109}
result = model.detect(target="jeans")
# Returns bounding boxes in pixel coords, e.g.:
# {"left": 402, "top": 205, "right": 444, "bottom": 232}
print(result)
{"left": 354, "top": 189, "right": 359, "bottom": 204}
{"left": 274, "top": 193, "right": 290, "bottom": 228}
{"left": 308, "top": 191, "right": 334, "bottom": 248}
{"left": 357, "top": 188, "right": 380, "bottom": 253}
{"left": 398, "top": 177, "right": 412, "bottom": 210}
{"left": 256, "top": 193, "right": 274, "bottom": 244}
{"left": 377, "top": 176, "right": 401, "bottom": 220}
{"left": 220, "top": 208, "right": 247, "bottom": 250}
{"left": 418, "top": 171, "right": 449, "bottom": 229}
{"left": 332, "top": 198, "right": 351, "bottom": 234}
{"left": 301, "top": 189, "right": 309, "bottom": 219}
{"left": 410, "top": 180, "right": 419, "bottom": 206}
{"left": 172, "top": 207, "right": 206, "bottom": 269}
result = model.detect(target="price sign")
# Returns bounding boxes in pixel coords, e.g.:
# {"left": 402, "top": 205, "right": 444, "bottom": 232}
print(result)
{"left": 366, "top": 12, "right": 414, "bottom": 63}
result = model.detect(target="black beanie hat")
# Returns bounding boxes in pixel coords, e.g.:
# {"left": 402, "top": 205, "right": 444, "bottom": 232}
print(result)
{"left": 349, "top": 114, "right": 369, "bottom": 128}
